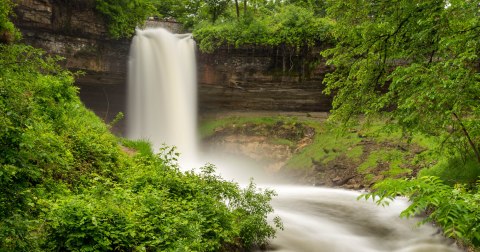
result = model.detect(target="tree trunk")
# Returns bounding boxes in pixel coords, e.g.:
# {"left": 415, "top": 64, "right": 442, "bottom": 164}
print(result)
{"left": 453, "top": 112, "right": 480, "bottom": 164}
{"left": 235, "top": 0, "right": 239, "bottom": 19}
{"left": 244, "top": 0, "right": 247, "bottom": 16}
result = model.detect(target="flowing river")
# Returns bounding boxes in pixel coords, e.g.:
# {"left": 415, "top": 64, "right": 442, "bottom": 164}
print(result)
{"left": 126, "top": 27, "right": 461, "bottom": 252}
{"left": 202, "top": 154, "right": 460, "bottom": 252}
{"left": 269, "top": 186, "right": 458, "bottom": 252}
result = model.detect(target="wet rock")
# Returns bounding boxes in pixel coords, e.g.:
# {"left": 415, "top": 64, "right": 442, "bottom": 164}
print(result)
{"left": 332, "top": 175, "right": 355, "bottom": 186}
{"left": 295, "top": 137, "right": 312, "bottom": 152}
{"left": 353, "top": 184, "right": 362, "bottom": 190}
{"left": 206, "top": 134, "right": 293, "bottom": 173}
{"left": 332, "top": 176, "right": 342, "bottom": 183}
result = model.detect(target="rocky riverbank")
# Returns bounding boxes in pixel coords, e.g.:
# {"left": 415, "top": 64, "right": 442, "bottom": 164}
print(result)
{"left": 200, "top": 112, "right": 428, "bottom": 189}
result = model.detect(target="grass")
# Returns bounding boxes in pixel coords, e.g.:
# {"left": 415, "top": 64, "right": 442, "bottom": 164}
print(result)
{"left": 283, "top": 118, "right": 412, "bottom": 171}
{"left": 199, "top": 116, "right": 293, "bottom": 138}
{"left": 419, "top": 155, "right": 480, "bottom": 185}
{"left": 346, "top": 146, "right": 363, "bottom": 161}
{"left": 411, "top": 132, "right": 438, "bottom": 149}
{"left": 200, "top": 115, "right": 366, "bottom": 171}
{"left": 199, "top": 114, "right": 480, "bottom": 185}
{"left": 199, "top": 115, "right": 403, "bottom": 173}
{"left": 357, "top": 149, "right": 406, "bottom": 174}
{"left": 270, "top": 138, "right": 296, "bottom": 148}
{"left": 285, "top": 121, "right": 361, "bottom": 169}
{"left": 120, "top": 138, "right": 154, "bottom": 156}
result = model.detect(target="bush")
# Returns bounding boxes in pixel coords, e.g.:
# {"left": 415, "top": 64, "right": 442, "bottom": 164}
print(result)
{"left": 95, "top": 0, "right": 156, "bottom": 38}
{"left": 193, "top": 5, "right": 333, "bottom": 53}
{"left": 0, "top": 0, "right": 20, "bottom": 43}
{"left": 0, "top": 43, "right": 281, "bottom": 251}
{"left": 44, "top": 149, "right": 281, "bottom": 251}
{"left": 419, "top": 155, "right": 480, "bottom": 185}
{"left": 361, "top": 176, "right": 480, "bottom": 247}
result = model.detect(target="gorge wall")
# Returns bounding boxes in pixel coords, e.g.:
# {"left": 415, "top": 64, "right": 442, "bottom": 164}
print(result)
{"left": 198, "top": 46, "right": 332, "bottom": 112}
{"left": 13, "top": 0, "right": 332, "bottom": 135}
{"left": 13, "top": 0, "right": 128, "bottom": 134}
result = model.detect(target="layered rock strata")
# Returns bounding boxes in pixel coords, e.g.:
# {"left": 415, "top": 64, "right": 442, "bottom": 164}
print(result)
{"left": 13, "top": 0, "right": 128, "bottom": 133}
{"left": 13, "top": 1, "right": 332, "bottom": 135}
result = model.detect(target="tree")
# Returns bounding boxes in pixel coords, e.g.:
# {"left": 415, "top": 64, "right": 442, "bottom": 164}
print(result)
{"left": 0, "top": 0, "right": 20, "bottom": 43}
{"left": 235, "top": 0, "right": 240, "bottom": 19}
{"left": 95, "top": 0, "right": 156, "bottom": 38}
{"left": 323, "top": 0, "right": 480, "bottom": 164}
{"left": 204, "top": 0, "right": 230, "bottom": 22}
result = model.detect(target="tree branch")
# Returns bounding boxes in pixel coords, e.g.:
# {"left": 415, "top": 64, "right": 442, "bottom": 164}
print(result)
{"left": 453, "top": 112, "right": 480, "bottom": 164}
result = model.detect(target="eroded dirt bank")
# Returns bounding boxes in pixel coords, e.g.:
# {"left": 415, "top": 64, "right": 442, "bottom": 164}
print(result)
{"left": 200, "top": 112, "right": 427, "bottom": 189}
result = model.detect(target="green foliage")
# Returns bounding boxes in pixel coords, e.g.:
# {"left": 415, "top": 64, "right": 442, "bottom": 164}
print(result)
{"left": 323, "top": 0, "right": 480, "bottom": 165}
{"left": 147, "top": 0, "right": 202, "bottom": 29}
{"left": 285, "top": 120, "right": 362, "bottom": 169}
{"left": 0, "top": 0, "right": 20, "bottom": 43}
{"left": 325, "top": 2, "right": 480, "bottom": 247}
{"left": 419, "top": 155, "right": 480, "bottom": 185}
{"left": 44, "top": 151, "right": 281, "bottom": 251}
{"left": 230, "top": 180, "right": 283, "bottom": 248}
{"left": 120, "top": 138, "right": 154, "bottom": 156}
{"left": 193, "top": 2, "right": 333, "bottom": 53}
{"left": 357, "top": 149, "right": 406, "bottom": 175}
{"left": 0, "top": 22, "right": 280, "bottom": 252}
{"left": 361, "top": 176, "right": 480, "bottom": 247}
{"left": 199, "top": 115, "right": 425, "bottom": 176}
{"left": 345, "top": 146, "right": 363, "bottom": 161}
{"left": 203, "top": 0, "right": 231, "bottom": 23}
{"left": 95, "top": 0, "right": 156, "bottom": 38}
{"left": 0, "top": 42, "right": 126, "bottom": 251}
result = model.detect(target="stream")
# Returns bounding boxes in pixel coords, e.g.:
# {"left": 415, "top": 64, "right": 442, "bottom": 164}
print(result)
{"left": 269, "top": 186, "right": 459, "bottom": 252}
{"left": 126, "top": 27, "right": 462, "bottom": 252}
{"left": 204, "top": 153, "right": 460, "bottom": 252}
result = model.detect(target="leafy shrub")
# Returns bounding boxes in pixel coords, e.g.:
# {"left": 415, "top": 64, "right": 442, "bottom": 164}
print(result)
{"left": 0, "top": 44, "right": 281, "bottom": 250}
{"left": 0, "top": 0, "right": 20, "bottom": 43}
{"left": 1, "top": 14, "right": 281, "bottom": 251}
{"left": 419, "top": 155, "right": 480, "bottom": 185}
{"left": 44, "top": 148, "right": 282, "bottom": 251}
{"left": 0, "top": 43, "right": 128, "bottom": 251}
{"left": 95, "top": 0, "right": 156, "bottom": 38}
{"left": 193, "top": 5, "right": 333, "bottom": 53}
{"left": 361, "top": 176, "right": 480, "bottom": 247}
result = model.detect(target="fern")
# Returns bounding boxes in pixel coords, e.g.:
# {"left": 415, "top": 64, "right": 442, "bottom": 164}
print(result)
{"left": 362, "top": 176, "right": 480, "bottom": 247}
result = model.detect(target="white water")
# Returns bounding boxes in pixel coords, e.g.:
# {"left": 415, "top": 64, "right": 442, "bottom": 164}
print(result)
{"left": 270, "top": 186, "right": 459, "bottom": 252}
{"left": 126, "top": 28, "right": 461, "bottom": 252}
{"left": 127, "top": 28, "right": 198, "bottom": 161}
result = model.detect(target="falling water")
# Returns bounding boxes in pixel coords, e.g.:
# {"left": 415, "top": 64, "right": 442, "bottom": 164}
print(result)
{"left": 127, "top": 28, "right": 197, "bottom": 160}
{"left": 126, "top": 28, "right": 461, "bottom": 252}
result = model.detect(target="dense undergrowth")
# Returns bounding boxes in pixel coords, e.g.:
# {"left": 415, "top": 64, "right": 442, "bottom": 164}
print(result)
{"left": 0, "top": 4, "right": 281, "bottom": 250}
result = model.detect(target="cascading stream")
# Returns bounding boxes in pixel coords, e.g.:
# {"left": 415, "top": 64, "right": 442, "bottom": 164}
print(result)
{"left": 126, "top": 28, "right": 461, "bottom": 252}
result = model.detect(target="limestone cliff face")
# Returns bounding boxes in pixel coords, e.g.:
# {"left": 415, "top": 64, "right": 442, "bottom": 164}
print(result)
{"left": 198, "top": 46, "right": 332, "bottom": 112}
{"left": 14, "top": 0, "right": 129, "bottom": 134}
{"left": 13, "top": 1, "right": 332, "bottom": 135}
{"left": 14, "top": 0, "right": 125, "bottom": 73}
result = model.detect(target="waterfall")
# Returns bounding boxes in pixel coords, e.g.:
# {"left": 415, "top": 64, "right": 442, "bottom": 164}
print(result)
{"left": 126, "top": 28, "right": 198, "bottom": 160}
{"left": 125, "top": 28, "right": 460, "bottom": 252}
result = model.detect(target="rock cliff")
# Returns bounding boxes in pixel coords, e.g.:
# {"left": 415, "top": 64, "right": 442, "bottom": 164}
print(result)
{"left": 198, "top": 46, "right": 332, "bottom": 112}
{"left": 14, "top": 0, "right": 128, "bottom": 133}
{"left": 13, "top": 1, "right": 332, "bottom": 135}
